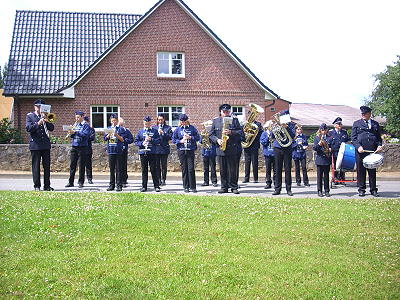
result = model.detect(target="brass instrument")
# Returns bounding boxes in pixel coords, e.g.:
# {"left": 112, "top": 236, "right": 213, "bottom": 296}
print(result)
{"left": 241, "top": 103, "right": 264, "bottom": 148}
{"left": 220, "top": 117, "right": 233, "bottom": 151}
{"left": 47, "top": 113, "right": 56, "bottom": 123}
{"left": 267, "top": 113, "right": 293, "bottom": 148}
{"left": 318, "top": 132, "right": 330, "bottom": 156}
{"left": 65, "top": 122, "right": 78, "bottom": 138}
{"left": 200, "top": 120, "right": 212, "bottom": 149}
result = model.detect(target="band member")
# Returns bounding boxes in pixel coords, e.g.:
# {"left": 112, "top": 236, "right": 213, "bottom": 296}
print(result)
{"left": 351, "top": 106, "right": 383, "bottom": 197}
{"left": 153, "top": 115, "right": 173, "bottom": 186}
{"left": 209, "top": 104, "right": 244, "bottom": 194}
{"left": 65, "top": 111, "right": 90, "bottom": 188}
{"left": 242, "top": 119, "right": 262, "bottom": 183}
{"left": 260, "top": 122, "right": 276, "bottom": 189}
{"left": 84, "top": 116, "right": 95, "bottom": 184}
{"left": 26, "top": 99, "right": 54, "bottom": 191}
{"left": 313, "top": 123, "right": 332, "bottom": 197}
{"left": 172, "top": 114, "right": 200, "bottom": 193}
{"left": 329, "top": 117, "right": 349, "bottom": 182}
{"left": 118, "top": 118, "right": 134, "bottom": 187}
{"left": 104, "top": 114, "right": 126, "bottom": 192}
{"left": 271, "top": 109, "right": 296, "bottom": 196}
{"left": 200, "top": 121, "right": 217, "bottom": 187}
{"left": 135, "top": 116, "right": 161, "bottom": 192}
{"left": 292, "top": 124, "right": 310, "bottom": 187}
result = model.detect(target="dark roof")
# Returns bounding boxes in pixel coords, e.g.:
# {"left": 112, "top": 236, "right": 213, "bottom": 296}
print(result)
{"left": 4, "top": 11, "right": 141, "bottom": 96}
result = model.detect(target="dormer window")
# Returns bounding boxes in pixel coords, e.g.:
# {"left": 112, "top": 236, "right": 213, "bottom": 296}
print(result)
{"left": 157, "top": 52, "right": 185, "bottom": 78}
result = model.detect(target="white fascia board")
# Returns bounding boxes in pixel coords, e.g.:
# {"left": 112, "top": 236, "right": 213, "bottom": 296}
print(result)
{"left": 61, "top": 86, "right": 75, "bottom": 98}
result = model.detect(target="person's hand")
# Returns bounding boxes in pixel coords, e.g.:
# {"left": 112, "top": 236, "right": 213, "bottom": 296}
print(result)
{"left": 145, "top": 136, "right": 151, "bottom": 142}
{"left": 303, "top": 145, "right": 308, "bottom": 150}
{"left": 318, "top": 140, "right": 323, "bottom": 146}
{"left": 358, "top": 146, "right": 364, "bottom": 153}
{"left": 38, "top": 119, "right": 44, "bottom": 126}
{"left": 158, "top": 129, "right": 163, "bottom": 135}
{"left": 376, "top": 145, "right": 384, "bottom": 153}
{"left": 217, "top": 139, "right": 223, "bottom": 146}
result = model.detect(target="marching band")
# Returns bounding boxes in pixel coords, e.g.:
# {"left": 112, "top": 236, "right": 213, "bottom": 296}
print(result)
{"left": 26, "top": 98, "right": 385, "bottom": 197}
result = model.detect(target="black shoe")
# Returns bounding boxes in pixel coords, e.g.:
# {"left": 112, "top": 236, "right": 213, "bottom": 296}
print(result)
{"left": 43, "top": 187, "right": 54, "bottom": 191}
{"left": 287, "top": 190, "right": 294, "bottom": 196}
{"left": 201, "top": 183, "right": 209, "bottom": 186}
{"left": 78, "top": 183, "right": 84, "bottom": 188}
{"left": 296, "top": 183, "right": 301, "bottom": 186}
{"left": 272, "top": 190, "right": 281, "bottom": 195}
{"left": 88, "top": 179, "right": 93, "bottom": 184}
{"left": 231, "top": 189, "right": 240, "bottom": 194}
{"left": 107, "top": 186, "right": 115, "bottom": 191}
{"left": 371, "top": 191, "right": 379, "bottom": 197}
{"left": 318, "top": 191, "right": 324, "bottom": 197}
{"left": 161, "top": 180, "right": 166, "bottom": 186}
{"left": 190, "top": 189, "right": 197, "bottom": 193}
{"left": 116, "top": 186, "right": 122, "bottom": 192}
{"left": 184, "top": 188, "right": 190, "bottom": 193}
{"left": 155, "top": 187, "right": 161, "bottom": 192}
{"left": 218, "top": 189, "right": 228, "bottom": 194}
{"left": 242, "top": 179, "right": 249, "bottom": 183}
{"left": 325, "top": 192, "right": 331, "bottom": 197}
{"left": 122, "top": 184, "right": 128, "bottom": 188}
{"left": 212, "top": 183, "right": 218, "bottom": 187}
{"left": 253, "top": 180, "right": 258, "bottom": 183}
{"left": 140, "top": 188, "right": 147, "bottom": 192}
{"left": 304, "top": 183, "right": 310, "bottom": 187}
{"left": 65, "top": 183, "right": 74, "bottom": 188}
{"left": 34, "top": 187, "right": 40, "bottom": 191}
{"left": 359, "top": 191, "right": 365, "bottom": 197}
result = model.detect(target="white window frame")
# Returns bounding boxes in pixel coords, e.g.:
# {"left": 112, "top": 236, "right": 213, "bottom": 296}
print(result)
{"left": 157, "top": 105, "right": 185, "bottom": 128}
{"left": 157, "top": 52, "right": 185, "bottom": 78}
{"left": 232, "top": 106, "right": 245, "bottom": 124}
{"left": 90, "top": 105, "right": 120, "bottom": 131}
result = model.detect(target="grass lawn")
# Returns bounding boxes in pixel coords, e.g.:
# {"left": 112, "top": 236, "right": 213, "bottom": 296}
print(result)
{"left": 0, "top": 191, "right": 399, "bottom": 299}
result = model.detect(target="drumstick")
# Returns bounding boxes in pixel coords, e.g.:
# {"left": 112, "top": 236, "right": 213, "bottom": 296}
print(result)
{"left": 363, "top": 150, "right": 375, "bottom": 153}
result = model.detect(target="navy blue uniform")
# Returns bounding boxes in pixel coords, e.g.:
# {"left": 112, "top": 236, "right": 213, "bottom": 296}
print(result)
{"left": 209, "top": 117, "right": 244, "bottom": 191}
{"left": 104, "top": 126, "right": 126, "bottom": 189}
{"left": 292, "top": 133, "right": 309, "bottom": 186}
{"left": 329, "top": 128, "right": 349, "bottom": 180}
{"left": 135, "top": 127, "right": 161, "bottom": 190}
{"left": 172, "top": 125, "right": 200, "bottom": 190}
{"left": 313, "top": 135, "right": 332, "bottom": 194}
{"left": 153, "top": 124, "right": 173, "bottom": 185}
{"left": 120, "top": 127, "right": 134, "bottom": 185}
{"left": 201, "top": 140, "right": 217, "bottom": 185}
{"left": 67, "top": 122, "right": 90, "bottom": 186}
{"left": 26, "top": 112, "right": 54, "bottom": 189}
{"left": 243, "top": 121, "right": 262, "bottom": 183}
{"left": 85, "top": 126, "right": 95, "bottom": 182}
{"left": 351, "top": 118, "right": 382, "bottom": 194}
{"left": 260, "top": 130, "right": 276, "bottom": 187}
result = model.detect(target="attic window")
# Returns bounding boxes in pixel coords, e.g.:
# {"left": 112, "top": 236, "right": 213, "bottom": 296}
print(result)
{"left": 157, "top": 52, "right": 185, "bottom": 78}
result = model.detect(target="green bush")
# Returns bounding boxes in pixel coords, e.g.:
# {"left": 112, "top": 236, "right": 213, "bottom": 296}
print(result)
{"left": 0, "top": 118, "right": 23, "bottom": 144}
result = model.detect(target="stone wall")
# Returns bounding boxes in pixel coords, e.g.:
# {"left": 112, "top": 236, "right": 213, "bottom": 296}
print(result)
{"left": 0, "top": 144, "right": 399, "bottom": 172}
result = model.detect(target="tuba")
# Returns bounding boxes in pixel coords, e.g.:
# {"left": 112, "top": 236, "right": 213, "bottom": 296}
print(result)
{"left": 241, "top": 103, "right": 264, "bottom": 148}
{"left": 267, "top": 113, "right": 293, "bottom": 148}
{"left": 200, "top": 120, "right": 212, "bottom": 149}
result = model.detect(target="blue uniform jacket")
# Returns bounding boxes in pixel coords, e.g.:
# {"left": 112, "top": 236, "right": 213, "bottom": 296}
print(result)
{"left": 243, "top": 121, "right": 262, "bottom": 153}
{"left": 260, "top": 131, "right": 274, "bottom": 157}
{"left": 271, "top": 121, "right": 296, "bottom": 149}
{"left": 135, "top": 127, "right": 161, "bottom": 155}
{"left": 351, "top": 119, "right": 382, "bottom": 152}
{"left": 172, "top": 125, "right": 200, "bottom": 151}
{"left": 152, "top": 124, "right": 172, "bottom": 155}
{"left": 313, "top": 135, "right": 332, "bottom": 166}
{"left": 70, "top": 122, "right": 90, "bottom": 147}
{"left": 122, "top": 128, "right": 134, "bottom": 152}
{"left": 292, "top": 133, "right": 309, "bottom": 160}
{"left": 104, "top": 126, "right": 126, "bottom": 155}
{"left": 25, "top": 112, "right": 54, "bottom": 150}
{"left": 201, "top": 141, "right": 217, "bottom": 157}
{"left": 328, "top": 128, "right": 349, "bottom": 155}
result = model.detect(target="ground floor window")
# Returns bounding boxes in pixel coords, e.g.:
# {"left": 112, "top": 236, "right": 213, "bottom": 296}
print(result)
{"left": 232, "top": 106, "right": 245, "bottom": 124}
{"left": 157, "top": 106, "right": 184, "bottom": 128}
{"left": 91, "top": 105, "right": 119, "bottom": 129}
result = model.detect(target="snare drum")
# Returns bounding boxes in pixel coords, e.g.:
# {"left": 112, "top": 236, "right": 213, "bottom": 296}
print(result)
{"left": 336, "top": 142, "right": 356, "bottom": 170}
{"left": 363, "top": 153, "right": 384, "bottom": 169}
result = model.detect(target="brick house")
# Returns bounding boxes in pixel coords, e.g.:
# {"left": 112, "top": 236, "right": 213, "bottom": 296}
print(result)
{"left": 3, "top": 0, "right": 289, "bottom": 139}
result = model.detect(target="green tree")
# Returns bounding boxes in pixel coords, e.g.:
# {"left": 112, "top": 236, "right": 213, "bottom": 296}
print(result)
{"left": 365, "top": 56, "right": 400, "bottom": 136}
{"left": 0, "top": 63, "right": 8, "bottom": 89}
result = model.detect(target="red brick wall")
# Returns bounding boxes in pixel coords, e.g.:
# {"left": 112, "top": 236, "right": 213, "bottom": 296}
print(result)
{"left": 15, "top": 0, "right": 289, "bottom": 140}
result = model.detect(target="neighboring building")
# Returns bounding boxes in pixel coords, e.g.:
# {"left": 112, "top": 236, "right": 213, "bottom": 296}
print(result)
{"left": 290, "top": 103, "right": 386, "bottom": 136}
{"left": 0, "top": 89, "right": 13, "bottom": 121}
{"left": 3, "top": 0, "right": 289, "bottom": 140}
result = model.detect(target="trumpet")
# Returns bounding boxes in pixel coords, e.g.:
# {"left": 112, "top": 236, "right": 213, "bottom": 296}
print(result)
{"left": 65, "top": 122, "right": 78, "bottom": 138}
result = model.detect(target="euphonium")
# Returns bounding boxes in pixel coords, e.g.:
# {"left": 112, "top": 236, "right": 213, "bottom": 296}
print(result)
{"left": 241, "top": 103, "right": 264, "bottom": 148}
{"left": 268, "top": 113, "right": 293, "bottom": 148}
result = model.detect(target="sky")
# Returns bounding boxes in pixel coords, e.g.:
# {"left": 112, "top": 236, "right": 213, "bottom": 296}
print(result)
{"left": 1, "top": 0, "right": 399, "bottom": 107}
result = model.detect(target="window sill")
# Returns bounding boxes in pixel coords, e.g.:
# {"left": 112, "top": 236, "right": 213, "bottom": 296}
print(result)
{"left": 157, "top": 76, "right": 186, "bottom": 81}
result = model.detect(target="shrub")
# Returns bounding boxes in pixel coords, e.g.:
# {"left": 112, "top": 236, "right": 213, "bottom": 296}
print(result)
{"left": 0, "top": 118, "right": 23, "bottom": 144}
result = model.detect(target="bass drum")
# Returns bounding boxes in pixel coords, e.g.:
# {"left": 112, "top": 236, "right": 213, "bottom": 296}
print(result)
{"left": 336, "top": 142, "right": 356, "bottom": 170}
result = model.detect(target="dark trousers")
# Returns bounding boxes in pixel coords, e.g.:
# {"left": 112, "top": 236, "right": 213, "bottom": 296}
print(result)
{"left": 244, "top": 150, "right": 259, "bottom": 181}
{"left": 85, "top": 151, "right": 93, "bottom": 180}
{"left": 317, "top": 164, "right": 330, "bottom": 192}
{"left": 31, "top": 149, "right": 51, "bottom": 189}
{"left": 69, "top": 146, "right": 87, "bottom": 185}
{"left": 332, "top": 152, "right": 345, "bottom": 180}
{"left": 178, "top": 150, "right": 196, "bottom": 189}
{"left": 140, "top": 154, "right": 159, "bottom": 189}
{"left": 109, "top": 154, "right": 122, "bottom": 188}
{"left": 273, "top": 147, "right": 293, "bottom": 192}
{"left": 203, "top": 155, "right": 217, "bottom": 184}
{"left": 155, "top": 153, "right": 169, "bottom": 184}
{"left": 218, "top": 154, "right": 240, "bottom": 191}
{"left": 121, "top": 150, "right": 128, "bottom": 184}
{"left": 356, "top": 152, "right": 377, "bottom": 193}
{"left": 264, "top": 155, "right": 276, "bottom": 186}
{"left": 294, "top": 158, "right": 309, "bottom": 185}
